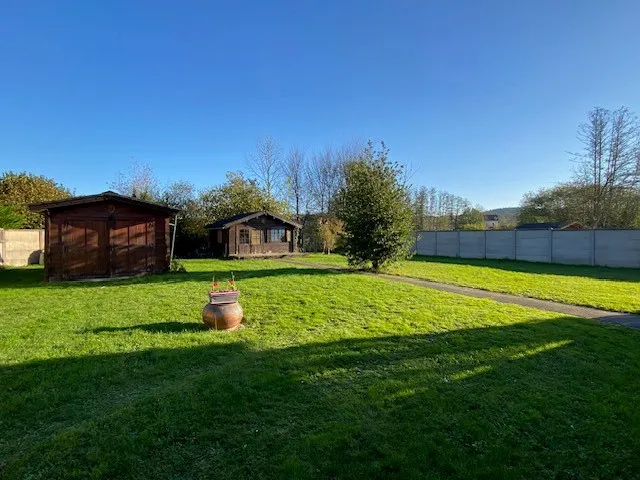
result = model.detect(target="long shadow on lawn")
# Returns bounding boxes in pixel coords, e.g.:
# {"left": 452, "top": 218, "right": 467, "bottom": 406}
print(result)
{"left": 411, "top": 255, "right": 640, "bottom": 282}
{"left": 0, "top": 266, "right": 340, "bottom": 290}
{"left": 2, "top": 318, "right": 639, "bottom": 479}
{"left": 91, "top": 321, "right": 208, "bottom": 334}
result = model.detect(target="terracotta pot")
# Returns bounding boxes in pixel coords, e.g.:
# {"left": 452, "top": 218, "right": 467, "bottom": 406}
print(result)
{"left": 202, "top": 302, "right": 243, "bottom": 330}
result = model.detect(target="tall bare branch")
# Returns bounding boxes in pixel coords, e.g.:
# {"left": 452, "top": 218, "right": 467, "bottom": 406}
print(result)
{"left": 284, "top": 146, "right": 307, "bottom": 218}
{"left": 572, "top": 106, "right": 640, "bottom": 227}
{"left": 246, "top": 135, "right": 283, "bottom": 197}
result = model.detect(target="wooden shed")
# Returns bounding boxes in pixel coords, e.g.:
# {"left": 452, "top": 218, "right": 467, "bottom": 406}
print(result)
{"left": 29, "top": 191, "right": 179, "bottom": 281}
{"left": 206, "top": 211, "right": 301, "bottom": 258}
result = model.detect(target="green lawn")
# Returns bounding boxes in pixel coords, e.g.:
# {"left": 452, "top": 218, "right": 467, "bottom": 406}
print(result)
{"left": 1, "top": 260, "right": 640, "bottom": 479}
{"left": 297, "top": 253, "right": 640, "bottom": 313}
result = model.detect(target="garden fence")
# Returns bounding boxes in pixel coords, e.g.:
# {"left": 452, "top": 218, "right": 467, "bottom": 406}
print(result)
{"left": 0, "top": 229, "right": 44, "bottom": 266}
{"left": 414, "top": 229, "right": 640, "bottom": 268}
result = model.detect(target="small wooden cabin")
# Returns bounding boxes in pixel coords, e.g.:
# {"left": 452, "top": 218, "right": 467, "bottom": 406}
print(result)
{"left": 206, "top": 211, "right": 301, "bottom": 257}
{"left": 29, "top": 191, "right": 179, "bottom": 281}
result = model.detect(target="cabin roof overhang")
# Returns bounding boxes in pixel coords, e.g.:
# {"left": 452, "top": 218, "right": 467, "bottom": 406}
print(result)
{"left": 205, "top": 211, "right": 302, "bottom": 230}
{"left": 28, "top": 191, "right": 180, "bottom": 215}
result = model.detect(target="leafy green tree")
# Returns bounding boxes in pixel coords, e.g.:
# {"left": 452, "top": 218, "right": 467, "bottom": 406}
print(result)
{"left": 0, "top": 172, "right": 71, "bottom": 228}
{"left": 519, "top": 184, "right": 592, "bottom": 226}
{"left": 318, "top": 216, "right": 343, "bottom": 254}
{"left": 520, "top": 183, "right": 640, "bottom": 228}
{"left": 159, "top": 181, "right": 208, "bottom": 257}
{"left": 457, "top": 208, "right": 485, "bottom": 230}
{"left": 200, "top": 172, "right": 289, "bottom": 222}
{"left": 0, "top": 205, "right": 26, "bottom": 228}
{"left": 335, "top": 142, "right": 414, "bottom": 271}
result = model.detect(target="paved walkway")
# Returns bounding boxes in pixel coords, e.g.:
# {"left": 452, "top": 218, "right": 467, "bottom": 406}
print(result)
{"left": 279, "top": 259, "right": 640, "bottom": 329}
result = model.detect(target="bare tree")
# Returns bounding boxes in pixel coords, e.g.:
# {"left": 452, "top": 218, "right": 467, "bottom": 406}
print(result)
{"left": 283, "top": 146, "right": 307, "bottom": 218}
{"left": 246, "top": 135, "right": 284, "bottom": 197}
{"left": 410, "top": 186, "right": 476, "bottom": 230}
{"left": 305, "top": 141, "right": 364, "bottom": 214}
{"left": 109, "top": 159, "right": 159, "bottom": 200}
{"left": 572, "top": 106, "right": 640, "bottom": 227}
{"left": 411, "top": 186, "right": 428, "bottom": 229}
{"left": 306, "top": 147, "right": 335, "bottom": 214}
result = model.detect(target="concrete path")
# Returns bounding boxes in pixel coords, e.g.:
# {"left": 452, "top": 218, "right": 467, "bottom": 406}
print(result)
{"left": 279, "top": 259, "right": 640, "bottom": 329}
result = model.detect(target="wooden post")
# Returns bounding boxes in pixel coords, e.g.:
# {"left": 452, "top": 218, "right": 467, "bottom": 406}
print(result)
{"left": 169, "top": 215, "right": 178, "bottom": 263}
{"left": 44, "top": 212, "right": 50, "bottom": 280}
{"left": 0, "top": 228, "right": 5, "bottom": 266}
{"left": 235, "top": 226, "right": 239, "bottom": 256}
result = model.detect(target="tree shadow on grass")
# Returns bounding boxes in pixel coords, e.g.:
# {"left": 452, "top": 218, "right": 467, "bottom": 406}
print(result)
{"left": 2, "top": 317, "right": 640, "bottom": 479}
{"left": 0, "top": 266, "right": 342, "bottom": 290}
{"left": 411, "top": 255, "right": 640, "bottom": 282}
{"left": 90, "top": 321, "right": 208, "bottom": 334}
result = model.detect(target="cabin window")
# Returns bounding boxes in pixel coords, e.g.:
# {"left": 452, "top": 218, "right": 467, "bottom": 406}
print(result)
{"left": 216, "top": 230, "right": 222, "bottom": 243}
{"left": 251, "top": 230, "right": 261, "bottom": 244}
{"left": 268, "top": 228, "right": 286, "bottom": 242}
{"left": 239, "top": 229, "right": 250, "bottom": 244}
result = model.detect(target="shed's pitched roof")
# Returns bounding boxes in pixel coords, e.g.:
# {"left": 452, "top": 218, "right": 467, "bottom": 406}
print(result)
{"left": 205, "top": 211, "right": 302, "bottom": 229}
{"left": 515, "top": 222, "right": 564, "bottom": 230}
{"left": 28, "top": 191, "right": 180, "bottom": 214}
{"left": 515, "top": 221, "right": 584, "bottom": 230}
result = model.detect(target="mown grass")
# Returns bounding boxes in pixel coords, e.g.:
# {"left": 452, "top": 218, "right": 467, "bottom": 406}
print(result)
{"left": 1, "top": 260, "right": 640, "bottom": 479}
{"left": 297, "top": 253, "right": 640, "bottom": 313}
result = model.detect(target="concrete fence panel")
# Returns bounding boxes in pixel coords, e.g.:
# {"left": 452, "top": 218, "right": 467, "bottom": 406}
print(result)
{"left": 595, "top": 230, "right": 640, "bottom": 268}
{"left": 459, "top": 231, "right": 485, "bottom": 258}
{"left": 415, "top": 231, "right": 436, "bottom": 256}
{"left": 486, "top": 231, "right": 516, "bottom": 259}
{"left": 415, "top": 228, "right": 640, "bottom": 268}
{"left": 516, "top": 230, "right": 551, "bottom": 263}
{"left": 435, "top": 232, "right": 458, "bottom": 257}
{"left": 0, "top": 229, "right": 44, "bottom": 266}
{"left": 552, "top": 230, "right": 593, "bottom": 265}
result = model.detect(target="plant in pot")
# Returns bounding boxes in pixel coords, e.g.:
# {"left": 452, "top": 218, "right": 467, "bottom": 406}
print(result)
{"left": 202, "top": 273, "right": 243, "bottom": 330}
{"left": 208, "top": 273, "right": 239, "bottom": 304}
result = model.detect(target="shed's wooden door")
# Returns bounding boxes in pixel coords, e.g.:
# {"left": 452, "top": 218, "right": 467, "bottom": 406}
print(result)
{"left": 61, "top": 219, "right": 109, "bottom": 279}
{"left": 110, "top": 218, "right": 156, "bottom": 275}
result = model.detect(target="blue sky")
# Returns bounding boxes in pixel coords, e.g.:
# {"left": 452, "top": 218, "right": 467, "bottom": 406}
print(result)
{"left": 1, "top": 1, "right": 639, "bottom": 209}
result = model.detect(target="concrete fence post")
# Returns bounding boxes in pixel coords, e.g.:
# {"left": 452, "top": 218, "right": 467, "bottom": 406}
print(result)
{"left": 591, "top": 229, "right": 596, "bottom": 266}
{"left": 549, "top": 228, "right": 553, "bottom": 263}
{"left": 484, "top": 230, "right": 487, "bottom": 259}
{"left": 514, "top": 229, "right": 518, "bottom": 260}
{"left": 457, "top": 230, "right": 461, "bottom": 258}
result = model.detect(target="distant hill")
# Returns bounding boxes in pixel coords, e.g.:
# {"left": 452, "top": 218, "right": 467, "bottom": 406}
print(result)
{"left": 485, "top": 207, "right": 520, "bottom": 217}
{"left": 484, "top": 207, "right": 520, "bottom": 225}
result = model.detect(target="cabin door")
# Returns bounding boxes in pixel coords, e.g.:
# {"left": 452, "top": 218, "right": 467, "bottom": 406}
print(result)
{"left": 109, "top": 218, "right": 156, "bottom": 275}
{"left": 237, "top": 228, "right": 251, "bottom": 255}
{"left": 61, "top": 218, "right": 109, "bottom": 279}
{"left": 250, "top": 229, "right": 263, "bottom": 254}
